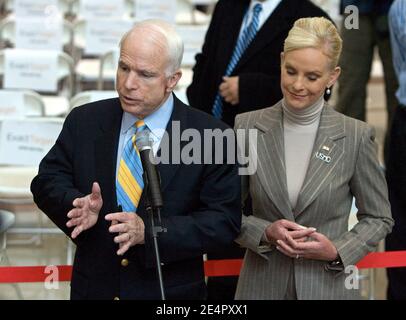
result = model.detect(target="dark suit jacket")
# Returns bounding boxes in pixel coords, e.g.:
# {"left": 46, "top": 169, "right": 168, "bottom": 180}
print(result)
{"left": 30, "top": 95, "right": 241, "bottom": 300}
{"left": 186, "top": 0, "right": 330, "bottom": 127}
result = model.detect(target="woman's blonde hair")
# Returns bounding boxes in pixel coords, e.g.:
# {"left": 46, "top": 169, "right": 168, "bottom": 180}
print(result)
{"left": 283, "top": 17, "right": 342, "bottom": 69}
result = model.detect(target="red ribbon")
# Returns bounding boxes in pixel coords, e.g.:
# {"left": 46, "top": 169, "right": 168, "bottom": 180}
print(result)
{"left": 355, "top": 251, "right": 406, "bottom": 269}
{"left": 1, "top": 251, "right": 406, "bottom": 283}
{"left": 0, "top": 265, "right": 72, "bottom": 283}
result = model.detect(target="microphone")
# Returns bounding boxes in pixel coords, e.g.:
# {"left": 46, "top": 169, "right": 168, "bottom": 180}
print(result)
{"left": 136, "top": 130, "right": 166, "bottom": 300}
{"left": 136, "top": 131, "right": 163, "bottom": 208}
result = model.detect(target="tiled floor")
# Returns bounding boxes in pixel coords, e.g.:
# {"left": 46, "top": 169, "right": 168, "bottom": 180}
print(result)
{"left": 0, "top": 60, "right": 391, "bottom": 300}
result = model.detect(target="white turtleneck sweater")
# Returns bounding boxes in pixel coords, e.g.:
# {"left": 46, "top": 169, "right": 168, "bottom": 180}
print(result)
{"left": 282, "top": 96, "right": 325, "bottom": 209}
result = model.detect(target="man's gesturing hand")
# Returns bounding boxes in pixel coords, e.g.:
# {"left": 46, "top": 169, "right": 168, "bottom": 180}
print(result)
{"left": 66, "top": 182, "right": 103, "bottom": 239}
{"left": 105, "top": 211, "right": 145, "bottom": 256}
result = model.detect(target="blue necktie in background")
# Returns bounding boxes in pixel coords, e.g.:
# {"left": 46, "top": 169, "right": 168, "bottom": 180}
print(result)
{"left": 212, "top": 3, "right": 263, "bottom": 119}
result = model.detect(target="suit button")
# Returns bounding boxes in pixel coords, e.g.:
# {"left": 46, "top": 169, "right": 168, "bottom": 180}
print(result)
{"left": 121, "top": 258, "right": 129, "bottom": 267}
{"left": 113, "top": 297, "right": 120, "bottom": 300}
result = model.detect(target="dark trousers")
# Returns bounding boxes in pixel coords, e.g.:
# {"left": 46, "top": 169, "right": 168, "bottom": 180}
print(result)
{"left": 385, "top": 105, "right": 406, "bottom": 300}
{"left": 206, "top": 198, "right": 252, "bottom": 300}
{"left": 336, "top": 15, "right": 398, "bottom": 163}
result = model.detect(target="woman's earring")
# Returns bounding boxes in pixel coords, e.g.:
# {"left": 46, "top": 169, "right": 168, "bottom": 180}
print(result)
{"left": 326, "top": 87, "right": 331, "bottom": 95}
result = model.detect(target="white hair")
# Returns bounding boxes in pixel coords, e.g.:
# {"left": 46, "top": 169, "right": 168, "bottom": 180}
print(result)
{"left": 119, "top": 19, "right": 184, "bottom": 76}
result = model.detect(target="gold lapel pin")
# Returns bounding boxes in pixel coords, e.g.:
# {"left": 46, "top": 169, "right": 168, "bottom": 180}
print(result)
{"left": 322, "top": 145, "right": 330, "bottom": 151}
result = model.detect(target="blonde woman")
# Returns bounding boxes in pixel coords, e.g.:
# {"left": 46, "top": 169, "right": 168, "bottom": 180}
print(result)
{"left": 234, "top": 17, "right": 393, "bottom": 300}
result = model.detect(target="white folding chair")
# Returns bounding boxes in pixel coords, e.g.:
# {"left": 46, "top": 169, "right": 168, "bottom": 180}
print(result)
{"left": 0, "top": 89, "right": 45, "bottom": 118}
{"left": 0, "top": 210, "right": 16, "bottom": 263}
{"left": 0, "top": 209, "right": 24, "bottom": 299}
{"left": 175, "top": 24, "right": 208, "bottom": 68}
{"left": 73, "top": 19, "right": 130, "bottom": 91}
{"left": 0, "top": 49, "right": 74, "bottom": 95}
{"left": 69, "top": 0, "right": 133, "bottom": 19}
{"left": 0, "top": 166, "right": 37, "bottom": 205}
{"left": 0, "top": 17, "right": 73, "bottom": 55}
{"left": 70, "top": 90, "right": 118, "bottom": 110}
{"left": 0, "top": 117, "right": 66, "bottom": 249}
{"left": 4, "top": 0, "right": 74, "bottom": 17}
{"left": 0, "top": 49, "right": 75, "bottom": 116}
{"left": 98, "top": 49, "right": 119, "bottom": 90}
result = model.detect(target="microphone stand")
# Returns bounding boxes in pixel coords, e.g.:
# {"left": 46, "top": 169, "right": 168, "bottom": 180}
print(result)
{"left": 143, "top": 175, "right": 167, "bottom": 300}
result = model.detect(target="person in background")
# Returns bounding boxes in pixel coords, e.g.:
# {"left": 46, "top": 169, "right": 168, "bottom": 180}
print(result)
{"left": 30, "top": 20, "right": 241, "bottom": 300}
{"left": 235, "top": 17, "right": 393, "bottom": 299}
{"left": 186, "top": 0, "right": 330, "bottom": 300}
{"left": 335, "top": 0, "right": 398, "bottom": 163}
{"left": 385, "top": 0, "right": 406, "bottom": 301}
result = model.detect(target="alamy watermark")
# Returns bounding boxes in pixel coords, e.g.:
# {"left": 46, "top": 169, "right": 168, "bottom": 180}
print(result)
{"left": 343, "top": 5, "right": 360, "bottom": 30}
{"left": 44, "top": 265, "right": 59, "bottom": 290}
{"left": 141, "top": 121, "right": 258, "bottom": 176}
{"left": 344, "top": 265, "right": 360, "bottom": 290}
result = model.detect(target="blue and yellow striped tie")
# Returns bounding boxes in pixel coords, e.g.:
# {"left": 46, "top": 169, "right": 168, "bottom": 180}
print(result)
{"left": 116, "top": 120, "right": 147, "bottom": 213}
{"left": 212, "top": 3, "right": 263, "bottom": 119}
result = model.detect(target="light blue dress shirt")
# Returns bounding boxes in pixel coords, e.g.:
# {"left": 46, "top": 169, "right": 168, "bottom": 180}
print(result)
{"left": 115, "top": 94, "right": 174, "bottom": 178}
{"left": 238, "top": 0, "right": 282, "bottom": 38}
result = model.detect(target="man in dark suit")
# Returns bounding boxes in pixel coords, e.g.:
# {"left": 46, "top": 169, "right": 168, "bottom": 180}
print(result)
{"left": 30, "top": 20, "right": 241, "bottom": 300}
{"left": 187, "top": 0, "right": 330, "bottom": 127}
{"left": 186, "top": 0, "right": 330, "bottom": 300}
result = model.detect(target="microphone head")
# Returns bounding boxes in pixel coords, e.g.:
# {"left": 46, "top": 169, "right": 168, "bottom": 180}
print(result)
{"left": 135, "top": 130, "right": 153, "bottom": 151}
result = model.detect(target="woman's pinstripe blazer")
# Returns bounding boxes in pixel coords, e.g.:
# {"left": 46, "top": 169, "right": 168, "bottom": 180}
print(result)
{"left": 234, "top": 100, "right": 394, "bottom": 300}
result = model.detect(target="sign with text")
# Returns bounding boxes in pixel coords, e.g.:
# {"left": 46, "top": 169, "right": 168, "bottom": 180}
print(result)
{"left": 3, "top": 49, "right": 58, "bottom": 92}
{"left": 135, "top": 0, "right": 177, "bottom": 24}
{"left": 0, "top": 91, "right": 25, "bottom": 119}
{"left": 85, "top": 19, "right": 133, "bottom": 55}
{"left": 14, "top": 0, "right": 60, "bottom": 18}
{"left": 0, "top": 119, "right": 63, "bottom": 166}
{"left": 80, "top": 0, "right": 126, "bottom": 19}
{"left": 15, "top": 18, "right": 63, "bottom": 51}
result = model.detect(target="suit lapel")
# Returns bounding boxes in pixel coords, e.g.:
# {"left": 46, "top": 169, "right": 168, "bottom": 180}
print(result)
{"left": 136, "top": 95, "right": 187, "bottom": 217}
{"left": 234, "top": 0, "right": 293, "bottom": 72}
{"left": 294, "top": 105, "right": 346, "bottom": 216}
{"left": 94, "top": 98, "right": 123, "bottom": 213}
{"left": 254, "top": 102, "right": 293, "bottom": 220}
{"left": 154, "top": 95, "right": 186, "bottom": 192}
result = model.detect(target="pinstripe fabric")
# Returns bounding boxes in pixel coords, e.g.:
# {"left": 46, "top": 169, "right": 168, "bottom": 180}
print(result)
{"left": 211, "top": 3, "right": 263, "bottom": 119}
{"left": 116, "top": 120, "right": 146, "bottom": 213}
{"left": 234, "top": 101, "right": 394, "bottom": 300}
